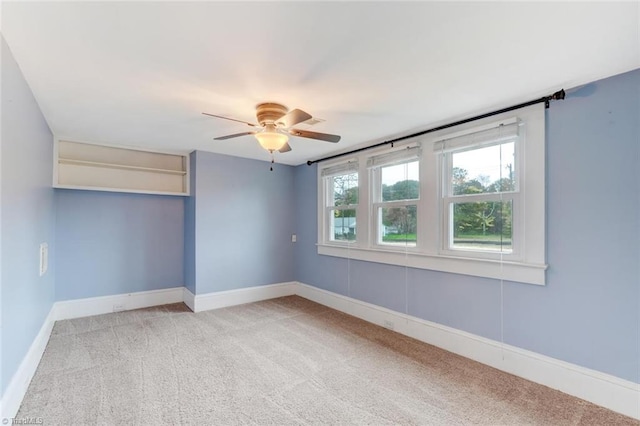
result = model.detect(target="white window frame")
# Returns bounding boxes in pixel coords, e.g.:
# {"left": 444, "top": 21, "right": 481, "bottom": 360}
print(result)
{"left": 317, "top": 104, "right": 547, "bottom": 285}
{"left": 438, "top": 121, "right": 522, "bottom": 261}
{"left": 320, "top": 161, "right": 359, "bottom": 245}
{"left": 369, "top": 152, "right": 421, "bottom": 250}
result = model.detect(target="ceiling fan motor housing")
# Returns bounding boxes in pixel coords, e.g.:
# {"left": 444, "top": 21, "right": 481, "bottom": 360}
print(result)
{"left": 256, "top": 103, "right": 288, "bottom": 126}
{"left": 207, "top": 103, "right": 340, "bottom": 145}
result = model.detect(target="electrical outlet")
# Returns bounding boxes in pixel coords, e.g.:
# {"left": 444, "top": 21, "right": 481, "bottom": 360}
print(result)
{"left": 383, "top": 320, "right": 395, "bottom": 330}
{"left": 291, "top": 234, "right": 297, "bottom": 243}
{"left": 113, "top": 304, "right": 126, "bottom": 312}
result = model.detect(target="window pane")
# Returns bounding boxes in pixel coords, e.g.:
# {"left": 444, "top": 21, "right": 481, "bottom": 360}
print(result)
{"left": 452, "top": 142, "right": 515, "bottom": 195}
{"left": 332, "top": 173, "right": 358, "bottom": 206}
{"left": 381, "top": 161, "right": 419, "bottom": 201}
{"left": 380, "top": 205, "right": 417, "bottom": 246}
{"left": 451, "top": 201, "right": 512, "bottom": 252}
{"left": 331, "top": 209, "right": 356, "bottom": 241}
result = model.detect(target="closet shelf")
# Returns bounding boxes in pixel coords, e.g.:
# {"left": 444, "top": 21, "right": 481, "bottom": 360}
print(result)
{"left": 58, "top": 158, "right": 187, "bottom": 175}
{"left": 54, "top": 140, "right": 189, "bottom": 196}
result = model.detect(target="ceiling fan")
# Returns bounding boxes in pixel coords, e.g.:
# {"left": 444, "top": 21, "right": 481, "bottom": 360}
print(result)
{"left": 203, "top": 103, "right": 341, "bottom": 154}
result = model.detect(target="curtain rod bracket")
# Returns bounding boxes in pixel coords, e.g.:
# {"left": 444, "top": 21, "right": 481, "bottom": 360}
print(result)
{"left": 545, "top": 89, "right": 566, "bottom": 108}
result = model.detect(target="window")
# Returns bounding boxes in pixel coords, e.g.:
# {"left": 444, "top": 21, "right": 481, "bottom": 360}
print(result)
{"left": 438, "top": 122, "right": 520, "bottom": 259}
{"left": 321, "top": 162, "right": 358, "bottom": 243}
{"left": 369, "top": 148, "right": 421, "bottom": 247}
{"left": 317, "top": 104, "right": 546, "bottom": 285}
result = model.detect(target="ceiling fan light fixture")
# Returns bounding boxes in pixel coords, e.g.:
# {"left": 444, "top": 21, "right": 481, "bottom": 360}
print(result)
{"left": 206, "top": 103, "right": 340, "bottom": 152}
{"left": 255, "top": 125, "right": 288, "bottom": 152}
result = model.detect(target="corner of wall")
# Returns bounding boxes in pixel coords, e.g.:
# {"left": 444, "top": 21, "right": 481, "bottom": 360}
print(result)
{"left": 1, "top": 35, "right": 56, "bottom": 397}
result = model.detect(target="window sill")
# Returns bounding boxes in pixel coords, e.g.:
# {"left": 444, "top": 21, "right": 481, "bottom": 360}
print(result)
{"left": 317, "top": 244, "right": 547, "bottom": 285}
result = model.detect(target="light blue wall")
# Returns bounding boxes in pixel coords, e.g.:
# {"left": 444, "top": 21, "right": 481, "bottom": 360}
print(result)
{"left": 1, "top": 37, "right": 56, "bottom": 395}
{"left": 192, "top": 151, "right": 295, "bottom": 294}
{"left": 3, "top": 26, "right": 636, "bottom": 398}
{"left": 503, "top": 69, "right": 639, "bottom": 383}
{"left": 55, "top": 190, "right": 184, "bottom": 300}
{"left": 294, "top": 69, "right": 640, "bottom": 384}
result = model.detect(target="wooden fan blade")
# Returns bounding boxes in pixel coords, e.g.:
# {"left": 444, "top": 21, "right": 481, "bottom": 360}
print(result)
{"left": 289, "top": 129, "right": 341, "bottom": 143}
{"left": 202, "top": 112, "right": 259, "bottom": 127}
{"left": 214, "top": 131, "right": 256, "bottom": 140}
{"left": 278, "top": 142, "right": 292, "bottom": 153}
{"left": 276, "top": 109, "right": 312, "bottom": 128}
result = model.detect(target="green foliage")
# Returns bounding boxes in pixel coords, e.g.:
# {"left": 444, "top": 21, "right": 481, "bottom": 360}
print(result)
{"left": 333, "top": 166, "right": 514, "bottom": 243}
{"left": 382, "top": 180, "right": 419, "bottom": 202}
{"left": 451, "top": 165, "right": 513, "bottom": 239}
{"left": 382, "top": 233, "right": 417, "bottom": 242}
{"left": 335, "top": 186, "right": 358, "bottom": 207}
{"left": 380, "top": 179, "right": 419, "bottom": 236}
{"left": 382, "top": 205, "right": 417, "bottom": 235}
{"left": 333, "top": 174, "right": 358, "bottom": 217}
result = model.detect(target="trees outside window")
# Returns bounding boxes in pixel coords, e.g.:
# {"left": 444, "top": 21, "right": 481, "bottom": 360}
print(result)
{"left": 445, "top": 142, "right": 516, "bottom": 253}
{"left": 327, "top": 172, "right": 358, "bottom": 241}
{"left": 317, "top": 104, "right": 546, "bottom": 285}
{"left": 374, "top": 161, "right": 419, "bottom": 246}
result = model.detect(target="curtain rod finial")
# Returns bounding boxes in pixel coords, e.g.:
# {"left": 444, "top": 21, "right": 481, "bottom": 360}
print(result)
{"left": 552, "top": 89, "right": 566, "bottom": 100}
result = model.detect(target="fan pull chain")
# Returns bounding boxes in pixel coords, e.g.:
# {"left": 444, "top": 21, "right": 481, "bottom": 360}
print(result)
{"left": 269, "top": 151, "right": 275, "bottom": 171}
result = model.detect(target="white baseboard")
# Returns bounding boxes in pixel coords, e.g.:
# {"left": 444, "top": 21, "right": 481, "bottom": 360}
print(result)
{"left": 1, "top": 286, "right": 184, "bottom": 419}
{"left": 0, "top": 306, "right": 56, "bottom": 421}
{"left": 1, "top": 282, "right": 295, "bottom": 418}
{"left": 295, "top": 282, "right": 640, "bottom": 420}
{"left": 54, "top": 287, "right": 184, "bottom": 320}
{"left": 4, "top": 282, "right": 638, "bottom": 421}
{"left": 187, "top": 281, "right": 297, "bottom": 313}
{"left": 182, "top": 287, "right": 196, "bottom": 312}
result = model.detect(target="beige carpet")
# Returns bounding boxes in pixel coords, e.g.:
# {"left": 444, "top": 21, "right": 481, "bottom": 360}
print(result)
{"left": 17, "top": 296, "right": 638, "bottom": 425}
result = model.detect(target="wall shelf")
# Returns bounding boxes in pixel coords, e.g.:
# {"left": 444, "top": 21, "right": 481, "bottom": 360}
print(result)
{"left": 58, "top": 158, "right": 188, "bottom": 175}
{"left": 54, "top": 140, "right": 189, "bottom": 196}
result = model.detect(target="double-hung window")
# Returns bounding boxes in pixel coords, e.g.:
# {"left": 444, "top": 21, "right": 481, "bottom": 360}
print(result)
{"left": 368, "top": 147, "right": 421, "bottom": 248}
{"left": 437, "top": 121, "right": 520, "bottom": 259}
{"left": 317, "top": 104, "right": 546, "bottom": 285}
{"left": 321, "top": 161, "right": 359, "bottom": 243}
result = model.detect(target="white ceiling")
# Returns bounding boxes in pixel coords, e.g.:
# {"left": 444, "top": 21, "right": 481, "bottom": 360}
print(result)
{"left": 2, "top": 2, "right": 639, "bottom": 166}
